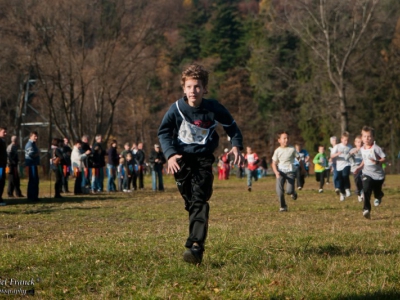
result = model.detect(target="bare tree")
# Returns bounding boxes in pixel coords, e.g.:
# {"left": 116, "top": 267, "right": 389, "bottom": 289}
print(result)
{"left": 2, "top": 0, "right": 179, "bottom": 144}
{"left": 284, "top": 0, "right": 380, "bottom": 133}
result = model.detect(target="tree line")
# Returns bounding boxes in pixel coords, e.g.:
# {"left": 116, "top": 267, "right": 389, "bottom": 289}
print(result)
{"left": 0, "top": 0, "right": 399, "bottom": 171}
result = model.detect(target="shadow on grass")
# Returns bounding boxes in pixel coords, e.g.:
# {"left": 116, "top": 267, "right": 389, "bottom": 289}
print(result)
{"left": 0, "top": 206, "right": 103, "bottom": 215}
{"left": 302, "top": 244, "right": 399, "bottom": 256}
{"left": 335, "top": 290, "right": 400, "bottom": 299}
{"left": 1, "top": 194, "right": 130, "bottom": 206}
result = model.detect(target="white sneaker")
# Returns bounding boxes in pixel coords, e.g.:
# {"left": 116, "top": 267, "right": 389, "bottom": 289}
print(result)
{"left": 358, "top": 190, "right": 364, "bottom": 202}
{"left": 345, "top": 189, "right": 351, "bottom": 197}
{"left": 123, "top": 189, "right": 128, "bottom": 192}
{"left": 318, "top": 189, "right": 323, "bottom": 193}
{"left": 335, "top": 188, "right": 340, "bottom": 195}
{"left": 298, "top": 186, "right": 302, "bottom": 190}
{"left": 374, "top": 199, "right": 381, "bottom": 206}
{"left": 363, "top": 210, "right": 371, "bottom": 219}
{"left": 279, "top": 207, "right": 288, "bottom": 212}
{"left": 340, "top": 193, "right": 345, "bottom": 201}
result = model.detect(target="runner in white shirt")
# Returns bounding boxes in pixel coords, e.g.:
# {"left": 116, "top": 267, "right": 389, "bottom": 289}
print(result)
{"left": 354, "top": 126, "right": 385, "bottom": 219}
{"left": 330, "top": 132, "right": 352, "bottom": 201}
{"left": 272, "top": 131, "right": 305, "bottom": 212}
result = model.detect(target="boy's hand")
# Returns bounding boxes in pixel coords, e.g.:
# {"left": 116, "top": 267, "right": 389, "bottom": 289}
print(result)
{"left": 228, "top": 146, "right": 244, "bottom": 166}
{"left": 167, "top": 154, "right": 182, "bottom": 174}
{"left": 275, "top": 172, "right": 280, "bottom": 179}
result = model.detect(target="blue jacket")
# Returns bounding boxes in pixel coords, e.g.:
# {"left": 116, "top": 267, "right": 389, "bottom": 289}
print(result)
{"left": 158, "top": 97, "right": 243, "bottom": 159}
{"left": 25, "top": 140, "right": 40, "bottom": 166}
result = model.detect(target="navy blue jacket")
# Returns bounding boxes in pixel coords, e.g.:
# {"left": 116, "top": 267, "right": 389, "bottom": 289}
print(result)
{"left": 158, "top": 97, "right": 243, "bottom": 159}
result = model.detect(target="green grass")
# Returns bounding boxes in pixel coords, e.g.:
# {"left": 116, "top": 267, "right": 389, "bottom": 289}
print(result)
{"left": 1, "top": 174, "right": 400, "bottom": 299}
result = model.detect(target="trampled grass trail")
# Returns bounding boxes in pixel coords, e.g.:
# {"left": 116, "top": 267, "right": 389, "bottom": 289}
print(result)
{"left": 1, "top": 174, "right": 400, "bottom": 299}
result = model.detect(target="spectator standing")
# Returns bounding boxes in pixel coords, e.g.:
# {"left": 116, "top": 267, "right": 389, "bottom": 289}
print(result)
{"left": 50, "top": 138, "right": 65, "bottom": 198}
{"left": 0, "top": 127, "right": 7, "bottom": 205}
{"left": 81, "top": 135, "right": 91, "bottom": 191}
{"left": 135, "top": 142, "right": 145, "bottom": 189}
{"left": 91, "top": 135, "right": 106, "bottom": 192}
{"left": 117, "top": 157, "right": 126, "bottom": 192}
{"left": 149, "top": 144, "right": 166, "bottom": 191}
{"left": 71, "top": 140, "right": 91, "bottom": 195}
{"left": 62, "top": 137, "right": 72, "bottom": 193}
{"left": 107, "top": 140, "right": 119, "bottom": 192}
{"left": 7, "top": 135, "right": 23, "bottom": 198}
{"left": 120, "top": 143, "right": 132, "bottom": 160}
{"left": 25, "top": 131, "right": 40, "bottom": 202}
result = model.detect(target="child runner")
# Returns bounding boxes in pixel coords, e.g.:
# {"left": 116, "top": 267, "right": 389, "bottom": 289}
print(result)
{"left": 329, "top": 136, "right": 339, "bottom": 193}
{"left": 313, "top": 145, "right": 328, "bottom": 193}
{"left": 244, "top": 146, "right": 259, "bottom": 192}
{"left": 294, "top": 142, "right": 310, "bottom": 190}
{"left": 158, "top": 64, "right": 244, "bottom": 265}
{"left": 348, "top": 135, "right": 364, "bottom": 202}
{"left": 271, "top": 131, "right": 304, "bottom": 212}
{"left": 330, "top": 132, "right": 352, "bottom": 201}
{"left": 354, "top": 126, "right": 386, "bottom": 219}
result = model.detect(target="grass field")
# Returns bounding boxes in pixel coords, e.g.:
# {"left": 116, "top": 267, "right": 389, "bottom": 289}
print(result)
{"left": 1, "top": 174, "right": 400, "bottom": 299}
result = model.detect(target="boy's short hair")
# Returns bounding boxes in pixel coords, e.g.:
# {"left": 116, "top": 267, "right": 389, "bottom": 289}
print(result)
{"left": 30, "top": 131, "right": 38, "bottom": 137}
{"left": 181, "top": 64, "right": 209, "bottom": 88}
{"left": 124, "top": 142, "right": 130, "bottom": 147}
{"left": 330, "top": 136, "right": 337, "bottom": 142}
{"left": 354, "top": 135, "right": 362, "bottom": 140}
{"left": 126, "top": 152, "right": 132, "bottom": 157}
{"left": 276, "top": 131, "right": 288, "bottom": 140}
{"left": 318, "top": 145, "right": 325, "bottom": 149}
{"left": 0, "top": 126, "right": 7, "bottom": 130}
{"left": 361, "top": 126, "right": 375, "bottom": 136}
{"left": 341, "top": 131, "right": 349, "bottom": 138}
{"left": 75, "top": 139, "right": 83, "bottom": 145}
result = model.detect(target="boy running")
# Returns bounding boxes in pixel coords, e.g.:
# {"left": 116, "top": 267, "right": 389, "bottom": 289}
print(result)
{"left": 158, "top": 64, "right": 244, "bottom": 265}
{"left": 330, "top": 132, "right": 352, "bottom": 201}
{"left": 348, "top": 135, "right": 364, "bottom": 202}
{"left": 313, "top": 145, "right": 328, "bottom": 193}
{"left": 354, "top": 126, "right": 385, "bottom": 219}
{"left": 271, "top": 131, "right": 304, "bottom": 212}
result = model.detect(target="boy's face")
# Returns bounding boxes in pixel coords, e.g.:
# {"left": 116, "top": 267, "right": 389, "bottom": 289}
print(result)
{"left": 124, "top": 145, "right": 129, "bottom": 150}
{"left": 330, "top": 138, "right": 337, "bottom": 146}
{"left": 126, "top": 155, "right": 132, "bottom": 161}
{"left": 30, "top": 134, "right": 38, "bottom": 142}
{"left": 246, "top": 147, "right": 252, "bottom": 154}
{"left": 341, "top": 136, "right": 348, "bottom": 145}
{"left": 354, "top": 138, "right": 362, "bottom": 148}
{"left": 318, "top": 146, "right": 325, "bottom": 153}
{"left": 278, "top": 133, "right": 288, "bottom": 147}
{"left": 0, "top": 129, "right": 7, "bottom": 138}
{"left": 183, "top": 78, "right": 207, "bottom": 107}
{"left": 361, "top": 131, "right": 374, "bottom": 146}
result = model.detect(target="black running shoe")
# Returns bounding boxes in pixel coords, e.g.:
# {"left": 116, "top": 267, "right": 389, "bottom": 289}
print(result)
{"left": 183, "top": 245, "right": 203, "bottom": 265}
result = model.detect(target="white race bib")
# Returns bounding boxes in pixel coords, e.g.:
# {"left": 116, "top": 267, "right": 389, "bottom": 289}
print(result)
{"left": 176, "top": 101, "right": 216, "bottom": 145}
{"left": 178, "top": 119, "right": 213, "bottom": 145}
